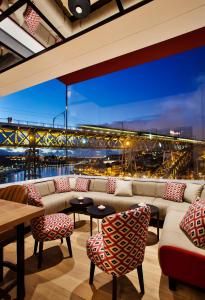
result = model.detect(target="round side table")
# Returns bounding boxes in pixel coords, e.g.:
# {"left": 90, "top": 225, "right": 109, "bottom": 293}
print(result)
{"left": 87, "top": 205, "right": 116, "bottom": 236}
{"left": 130, "top": 204, "right": 160, "bottom": 241}
{"left": 70, "top": 197, "right": 93, "bottom": 228}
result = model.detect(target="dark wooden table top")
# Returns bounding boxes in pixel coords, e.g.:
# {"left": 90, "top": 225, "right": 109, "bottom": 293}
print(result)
{"left": 87, "top": 205, "right": 116, "bottom": 219}
{"left": 130, "top": 203, "right": 159, "bottom": 216}
{"left": 70, "top": 197, "right": 93, "bottom": 208}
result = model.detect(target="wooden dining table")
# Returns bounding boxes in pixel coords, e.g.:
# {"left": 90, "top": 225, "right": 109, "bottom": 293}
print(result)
{"left": 0, "top": 199, "right": 44, "bottom": 299}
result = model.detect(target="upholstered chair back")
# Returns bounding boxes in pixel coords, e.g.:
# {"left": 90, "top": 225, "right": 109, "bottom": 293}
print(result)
{"left": 101, "top": 206, "right": 151, "bottom": 276}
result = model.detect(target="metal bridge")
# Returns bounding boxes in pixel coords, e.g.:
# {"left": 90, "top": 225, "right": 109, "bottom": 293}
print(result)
{"left": 0, "top": 122, "right": 204, "bottom": 180}
{"left": 0, "top": 122, "right": 204, "bottom": 151}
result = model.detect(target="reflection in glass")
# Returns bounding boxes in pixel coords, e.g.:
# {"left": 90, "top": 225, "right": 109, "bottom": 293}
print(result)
{"left": 0, "top": 44, "right": 22, "bottom": 72}
{"left": 0, "top": 0, "right": 17, "bottom": 13}
{"left": 5, "top": 5, "right": 62, "bottom": 48}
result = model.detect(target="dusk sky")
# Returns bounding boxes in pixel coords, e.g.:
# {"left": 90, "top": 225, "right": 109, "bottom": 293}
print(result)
{"left": 1, "top": 45, "right": 205, "bottom": 139}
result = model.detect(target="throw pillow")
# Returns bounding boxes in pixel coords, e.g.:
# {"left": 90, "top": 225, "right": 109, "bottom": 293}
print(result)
{"left": 163, "top": 182, "right": 186, "bottom": 202}
{"left": 25, "top": 183, "right": 43, "bottom": 207}
{"left": 183, "top": 183, "right": 203, "bottom": 203}
{"left": 106, "top": 177, "right": 116, "bottom": 194}
{"left": 114, "top": 179, "right": 132, "bottom": 196}
{"left": 180, "top": 198, "right": 205, "bottom": 248}
{"left": 24, "top": 4, "right": 40, "bottom": 35}
{"left": 75, "top": 178, "right": 90, "bottom": 192}
{"left": 54, "top": 178, "right": 71, "bottom": 193}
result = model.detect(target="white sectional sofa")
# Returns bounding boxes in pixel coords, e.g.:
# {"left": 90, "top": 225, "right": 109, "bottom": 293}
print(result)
{"left": 31, "top": 175, "right": 205, "bottom": 290}
{"left": 1, "top": 175, "right": 205, "bottom": 291}
{"left": 31, "top": 176, "right": 204, "bottom": 219}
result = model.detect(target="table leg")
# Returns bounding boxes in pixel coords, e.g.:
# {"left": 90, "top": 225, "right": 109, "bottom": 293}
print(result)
{"left": 90, "top": 217, "right": 93, "bottom": 236}
{"left": 157, "top": 212, "right": 160, "bottom": 241}
{"left": 73, "top": 213, "right": 76, "bottom": 229}
{"left": 16, "top": 223, "right": 25, "bottom": 300}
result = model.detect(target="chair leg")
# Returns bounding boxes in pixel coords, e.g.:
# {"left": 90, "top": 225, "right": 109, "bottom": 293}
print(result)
{"left": 38, "top": 241, "right": 43, "bottom": 269}
{"left": 0, "top": 246, "right": 3, "bottom": 282}
{"left": 112, "top": 275, "right": 117, "bottom": 300}
{"left": 89, "top": 261, "right": 95, "bottom": 285}
{"left": 169, "top": 276, "right": 177, "bottom": 291}
{"left": 137, "top": 265, "right": 144, "bottom": 294}
{"left": 61, "top": 238, "right": 63, "bottom": 244}
{"left": 33, "top": 240, "right": 39, "bottom": 255}
{"left": 66, "top": 237, "right": 72, "bottom": 257}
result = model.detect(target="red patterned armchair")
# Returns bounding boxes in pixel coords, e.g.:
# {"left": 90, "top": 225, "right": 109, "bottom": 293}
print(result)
{"left": 25, "top": 184, "right": 74, "bottom": 268}
{"left": 86, "top": 206, "right": 151, "bottom": 300}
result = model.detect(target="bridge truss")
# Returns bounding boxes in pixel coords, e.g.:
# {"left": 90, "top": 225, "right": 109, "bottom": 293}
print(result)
{"left": 0, "top": 122, "right": 204, "bottom": 179}
{"left": 0, "top": 122, "right": 204, "bottom": 151}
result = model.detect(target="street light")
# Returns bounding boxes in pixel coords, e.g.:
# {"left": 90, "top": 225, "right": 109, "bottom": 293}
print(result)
{"left": 53, "top": 111, "right": 65, "bottom": 128}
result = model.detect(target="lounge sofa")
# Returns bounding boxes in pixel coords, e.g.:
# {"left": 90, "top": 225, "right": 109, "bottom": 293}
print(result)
{"left": 159, "top": 205, "right": 205, "bottom": 290}
{"left": 29, "top": 176, "right": 205, "bottom": 291}
{"left": 29, "top": 176, "right": 203, "bottom": 218}
{"left": 1, "top": 175, "right": 205, "bottom": 291}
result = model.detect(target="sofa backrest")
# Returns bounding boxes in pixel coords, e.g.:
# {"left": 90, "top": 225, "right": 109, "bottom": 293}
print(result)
{"left": 35, "top": 180, "right": 55, "bottom": 197}
{"left": 89, "top": 178, "right": 107, "bottom": 192}
{"left": 30, "top": 176, "right": 204, "bottom": 203}
{"left": 132, "top": 181, "right": 167, "bottom": 198}
{"left": 200, "top": 187, "right": 205, "bottom": 199}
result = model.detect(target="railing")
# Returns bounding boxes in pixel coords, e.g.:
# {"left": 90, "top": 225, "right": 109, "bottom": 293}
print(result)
{"left": 0, "top": 117, "right": 76, "bottom": 129}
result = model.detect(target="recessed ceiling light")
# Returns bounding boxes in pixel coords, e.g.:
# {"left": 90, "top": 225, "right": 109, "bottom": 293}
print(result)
{"left": 68, "top": 0, "right": 90, "bottom": 19}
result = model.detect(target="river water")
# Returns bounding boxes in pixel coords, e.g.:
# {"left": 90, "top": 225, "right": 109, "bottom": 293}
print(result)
{"left": 0, "top": 165, "right": 74, "bottom": 184}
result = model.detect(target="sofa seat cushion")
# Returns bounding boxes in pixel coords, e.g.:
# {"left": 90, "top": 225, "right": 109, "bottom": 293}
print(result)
{"left": 42, "top": 192, "right": 75, "bottom": 214}
{"left": 72, "top": 191, "right": 155, "bottom": 212}
{"left": 153, "top": 198, "right": 190, "bottom": 219}
{"left": 159, "top": 208, "right": 205, "bottom": 289}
